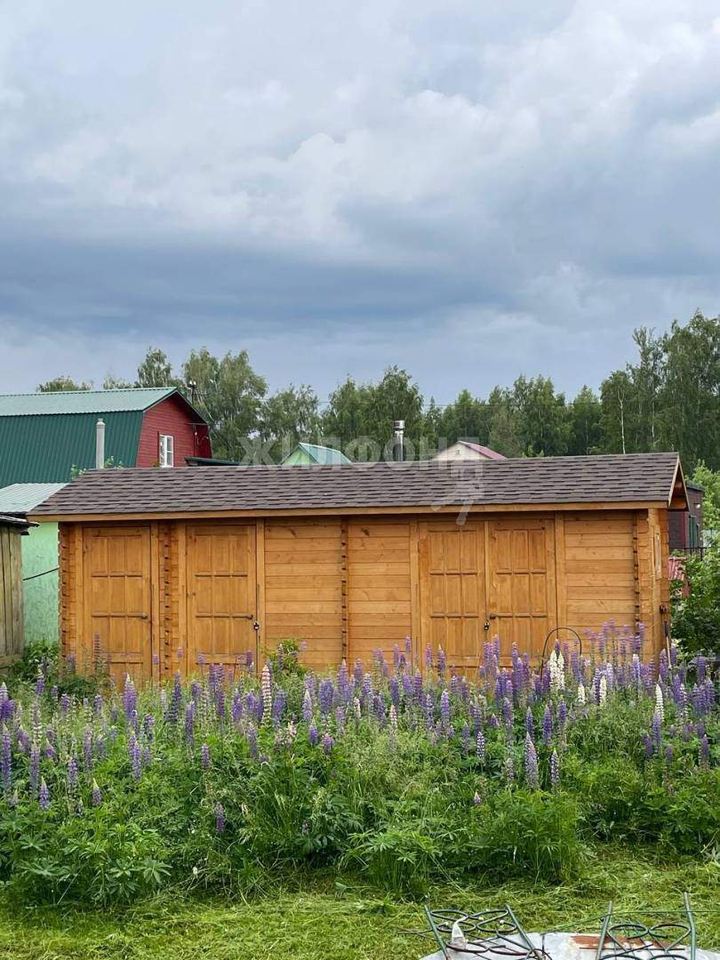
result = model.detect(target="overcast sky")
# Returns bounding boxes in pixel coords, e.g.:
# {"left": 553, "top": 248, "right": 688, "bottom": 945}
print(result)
{"left": 2, "top": 1, "right": 719, "bottom": 403}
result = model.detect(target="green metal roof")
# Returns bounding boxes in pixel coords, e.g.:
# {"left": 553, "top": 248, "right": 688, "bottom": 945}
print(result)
{"left": 0, "top": 483, "right": 67, "bottom": 514}
{"left": 0, "top": 387, "right": 175, "bottom": 416}
{"left": 281, "top": 443, "right": 352, "bottom": 465}
{"left": 0, "top": 411, "right": 144, "bottom": 485}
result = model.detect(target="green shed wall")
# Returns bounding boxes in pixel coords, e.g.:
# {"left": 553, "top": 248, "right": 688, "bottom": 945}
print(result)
{"left": 21, "top": 523, "right": 59, "bottom": 645}
{"left": 282, "top": 448, "right": 314, "bottom": 465}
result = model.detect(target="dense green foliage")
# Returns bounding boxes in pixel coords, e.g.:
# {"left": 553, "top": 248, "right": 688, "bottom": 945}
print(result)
{"left": 672, "top": 545, "right": 720, "bottom": 656}
{"left": 38, "top": 312, "right": 720, "bottom": 468}
{"left": 0, "top": 631, "right": 717, "bottom": 909}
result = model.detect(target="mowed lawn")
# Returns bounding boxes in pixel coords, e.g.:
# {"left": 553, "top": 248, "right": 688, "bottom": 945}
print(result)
{"left": 1, "top": 848, "right": 718, "bottom": 960}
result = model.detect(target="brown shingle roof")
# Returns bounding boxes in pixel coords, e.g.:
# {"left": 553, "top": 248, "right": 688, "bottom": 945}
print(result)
{"left": 30, "top": 453, "right": 683, "bottom": 518}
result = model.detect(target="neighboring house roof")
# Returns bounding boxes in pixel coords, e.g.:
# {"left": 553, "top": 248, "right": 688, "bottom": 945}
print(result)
{"left": 281, "top": 443, "right": 352, "bottom": 465}
{"left": 0, "top": 483, "right": 67, "bottom": 515}
{"left": 455, "top": 441, "right": 506, "bottom": 460}
{"left": 0, "top": 387, "right": 208, "bottom": 486}
{"left": 0, "top": 513, "right": 35, "bottom": 530}
{"left": 0, "top": 387, "right": 183, "bottom": 416}
{"left": 32, "top": 453, "right": 685, "bottom": 518}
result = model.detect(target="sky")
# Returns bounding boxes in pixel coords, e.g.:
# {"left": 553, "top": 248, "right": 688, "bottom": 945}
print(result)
{"left": 2, "top": 0, "right": 720, "bottom": 404}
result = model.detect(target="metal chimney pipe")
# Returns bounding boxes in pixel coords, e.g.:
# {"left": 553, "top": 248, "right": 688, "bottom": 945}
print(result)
{"left": 393, "top": 419, "right": 405, "bottom": 462}
{"left": 95, "top": 419, "right": 106, "bottom": 469}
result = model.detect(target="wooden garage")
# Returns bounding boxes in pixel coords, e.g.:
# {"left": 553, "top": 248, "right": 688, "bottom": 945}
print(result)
{"left": 30, "top": 453, "right": 688, "bottom": 684}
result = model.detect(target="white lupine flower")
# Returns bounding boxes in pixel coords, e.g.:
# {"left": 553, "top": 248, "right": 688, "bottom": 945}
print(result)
{"left": 577, "top": 682, "right": 586, "bottom": 705}
{"left": 599, "top": 675, "right": 608, "bottom": 707}
{"left": 389, "top": 704, "right": 398, "bottom": 737}
{"left": 353, "top": 696, "right": 362, "bottom": 722}
{"left": 655, "top": 683, "right": 664, "bottom": 722}
{"left": 261, "top": 664, "right": 272, "bottom": 725}
{"left": 548, "top": 650, "right": 566, "bottom": 692}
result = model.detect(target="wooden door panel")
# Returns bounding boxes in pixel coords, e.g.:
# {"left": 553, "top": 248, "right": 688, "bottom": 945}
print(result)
{"left": 84, "top": 526, "right": 152, "bottom": 687}
{"left": 487, "top": 517, "right": 556, "bottom": 662}
{"left": 187, "top": 523, "right": 257, "bottom": 669}
{"left": 420, "top": 520, "right": 485, "bottom": 671}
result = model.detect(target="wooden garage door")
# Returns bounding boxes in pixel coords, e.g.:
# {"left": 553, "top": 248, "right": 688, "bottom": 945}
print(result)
{"left": 187, "top": 523, "right": 257, "bottom": 669}
{"left": 486, "top": 517, "right": 556, "bottom": 661}
{"left": 419, "top": 519, "right": 485, "bottom": 671}
{"left": 84, "top": 526, "right": 152, "bottom": 686}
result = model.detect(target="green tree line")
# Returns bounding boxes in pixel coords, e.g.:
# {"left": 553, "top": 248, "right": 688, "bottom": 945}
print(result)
{"left": 38, "top": 312, "right": 720, "bottom": 470}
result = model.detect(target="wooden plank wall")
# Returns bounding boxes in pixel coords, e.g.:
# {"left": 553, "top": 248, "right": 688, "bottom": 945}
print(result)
{"left": 57, "top": 507, "right": 670, "bottom": 677}
{"left": 0, "top": 525, "right": 25, "bottom": 667}
{"left": 263, "top": 519, "right": 343, "bottom": 669}
{"left": 347, "top": 519, "right": 413, "bottom": 664}
{"left": 563, "top": 512, "right": 637, "bottom": 633}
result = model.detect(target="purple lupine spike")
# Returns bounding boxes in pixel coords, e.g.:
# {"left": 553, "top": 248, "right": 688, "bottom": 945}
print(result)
{"left": 82, "top": 727, "right": 93, "bottom": 770}
{"left": 337, "top": 660, "right": 350, "bottom": 701}
{"left": 669, "top": 644, "right": 678, "bottom": 667}
{"left": 550, "top": 749, "right": 560, "bottom": 791}
{"left": 476, "top": 729, "right": 486, "bottom": 762}
{"left": 272, "top": 689, "right": 286, "bottom": 726}
{"left": 200, "top": 742, "right": 210, "bottom": 770}
{"left": 216, "top": 686, "right": 226, "bottom": 721}
{"left": 413, "top": 670, "right": 423, "bottom": 702}
{"left": 185, "top": 702, "right": 196, "bottom": 743}
{"left": 308, "top": 722, "right": 319, "bottom": 746}
{"left": 450, "top": 673, "right": 459, "bottom": 697}
{"left": 29, "top": 745, "right": 40, "bottom": 793}
{"left": 700, "top": 735, "right": 710, "bottom": 768}
{"left": 659, "top": 650, "right": 669, "bottom": 683}
{"left": 93, "top": 693, "right": 104, "bottom": 716}
{"left": 525, "top": 709, "right": 534, "bottom": 739}
{"left": 353, "top": 659, "right": 364, "bottom": 683}
{"left": 322, "top": 733, "right": 334, "bottom": 755}
{"left": 92, "top": 779, "right": 102, "bottom": 806}
{"left": 215, "top": 802, "right": 226, "bottom": 834}
{"left": 460, "top": 723, "right": 471, "bottom": 754}
{"left": 704, "top": 678, "right": 715, "bottom": 710}
{"left": 60, "top": 693, "right": 71, "bottom": 716}
{"left": 503, "top": 755, "right": 515, "bottom": 785}
{"left": 1, "top": 727, "right": 11, "bottom": 793}
{"left": 302, "top": 690, "right": 313, "bottom": 722}
{"left": 664, "top": 744, "right": 674, "bottom": 765}
{"left": 440, "top": 690, "right": 451, "bottom": 725}
{"left": 402, "top": 673, "right": 412, "bottom": 699}
{"left": 651, "top": 710, "right": 662, "bottom": 752}
{"left": 231, "top": 692, "right": 243, "bottom": 725}
{"left": 319, "top": 679, "right": 335, "bottom": 716}
{"left": 488, "top": 712, "right": 499, "bottom": 729}
{"left": 405, "top": 635, "right": 412, "bottom": 656}
{"left": 524, "top": 734, "right": 539, "bottom": 789}
{"left": 39, "top": 777, "right": 50, "bottom": 810}
{"left": 335, "top": 705, "right": 346, "bottom": 735}
{"left": 389, "top": 677, "right": 400, "bottom": 707}
{"left": 437, "top": 646, "right": 446, "bottom": 680}
{"left": 558, "top": 699, "right": 567, "bottom": 729}
{"left": 425, "top": 644, "right": 433, "bottom": 672}
{"left": 696, "top": 655, "right": 707, "bottom": 683}
{"left": 247, "top": 724, "right": 258, "bottom": 758}
{"left": 643, "top": 733, "right": 654, "bottom": 758}
{"left": 129, "top": 737, "right": 142, "bottom": 781}
{"left": 502, "top": 697, "right": 513, "bottom": 728}
{"left": 122, "top": 678, "right": 137, "bottom": 721}
{"left": 392, "top": 644, "right": 400, "bottom": 668}
{"left": 67, "top": 755, "right": 79, "bottom": 792}
{"left": 542, "top": 704, "right": 554, "bottom": 746}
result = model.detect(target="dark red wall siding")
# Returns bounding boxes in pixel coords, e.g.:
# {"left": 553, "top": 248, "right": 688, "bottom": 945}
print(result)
{"left": 136, "top": 396, "right": 211, "bottom": 467}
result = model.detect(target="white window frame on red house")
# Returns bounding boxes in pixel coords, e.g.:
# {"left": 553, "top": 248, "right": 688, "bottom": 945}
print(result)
{"left": 159, "top": 434, "right": 174, "bottom": 468}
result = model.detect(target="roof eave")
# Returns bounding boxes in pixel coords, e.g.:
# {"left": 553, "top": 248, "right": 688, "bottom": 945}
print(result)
{"left": 668, "top": 456, "right": 690, "bottom": 510}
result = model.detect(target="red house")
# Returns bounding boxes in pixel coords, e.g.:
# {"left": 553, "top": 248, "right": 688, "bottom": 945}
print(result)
{"left": 0, "top": 387, "right": 212, "bottom": 485}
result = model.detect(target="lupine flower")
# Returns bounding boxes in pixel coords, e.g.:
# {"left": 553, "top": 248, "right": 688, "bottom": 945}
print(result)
{"left": 525, "top": 709, "right": 534, "bottom": 739}
{"left": 473, "top": 791, "right": 482, "bottom": 805}
{"left": 129, "top": 736, "right": 142, "bottom": 781}
{"left": 476, "top": 729, "right": 486, "bottom": 762}
{"left": 437, "top": 646, "right": 446, "bottom": 679}
{"left": 550, "top": 749, "right": 560, "bottom": 791}
{"left": 272, "top": 689, "right": 286, "bottom": 726}
{"left": 215, "top": 802, "right": 226, "bottom": 834}
{"left": 655, "top": 683, "right": 664, "bottom": 722}
{"left": 651, "top": 709, "right": 663, "bottom": 752}
{"left": 91, "top": 779, "right": 102, "bottom": 806}
{"left": 201, "top": 743, "right": 210, "bottom": 770}
{"left": 643, "top": 733, "right": 654, "bottom": 758}
{"left": 524, "top": 734, "right": 539, "bottom": 789}
{"left": 577, "top": 682, "right": 586, "bottom": 705}
{"left": 308, "top": 723, "right": 319, "bottom": 746}
{"left": 389, "top": 704, "right": 398, "bottom": 740}
{"left": 440, "top": 690, "right": 451, "bottom": 725}
{"left": 260, "top": 664, "right": 272, "bottom": 723}
{"left": 322, "top": 732, "right": 334, "bottom": 755}
{"left": 700, "top": 734, "right": 710, "bottom": 768}
{"left": 503, "top": 755, "right": 515, "bottom": 785}
{"left": 67, "top": 755, "right": 79, "bottom": 792}
{"left": 247, "top": 724, "right": 258, "bottom": 758}
{"left": 185, "top": 702, "right": 196, "bottom": 742}
{"left": 542, "top": 704, "right": 555, "bottom": 746}
{"left": 319, "top": 679, "right": 335, "bottom": 716}
{"left": 39, "top": 777, "right": 50, "bottom": 810}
